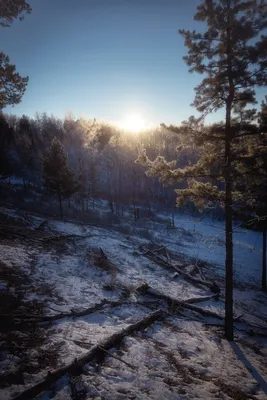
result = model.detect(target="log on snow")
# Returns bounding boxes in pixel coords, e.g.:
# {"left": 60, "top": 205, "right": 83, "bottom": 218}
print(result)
{"left": 0, "top": 299, "right": 124, "bottom": 324}
{"left": 12, "top": 309, "right": 163, "bottom": 400}
{"left": 145, "top": 250, "right": 216, "bottom": 291}
{"left": 146, "top": 287, "right": 224, "bottom": 320}
{"left": 185, "top": 293, "right": 219, "bottom": 304}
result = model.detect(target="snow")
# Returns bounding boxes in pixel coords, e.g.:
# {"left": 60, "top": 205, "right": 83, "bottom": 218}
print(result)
{"left": 79, "top": 317, "right": 266, "bottom": 399}
{"left": 0, "top": 206, "right": 267, "bottom": 400}
{"left": 154, "top": 213, "right": 263, "bottom": 287}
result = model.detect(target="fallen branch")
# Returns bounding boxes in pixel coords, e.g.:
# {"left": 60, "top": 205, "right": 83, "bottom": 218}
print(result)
{"left": 145, "top": 286, "right": 224, "bottom": 320}
{"left": 141, "top": 246, "right": 166, "bottom": 256}
{"left": 144, "top": 286, "right": 267, "bottom": 337}
{"left": 144, "top": 250, "right": 217, "bottom": 292}
{"left": 184, "top": 293, "right": 219, "bottom": 304}
{"left": 12, "top": 309, "right": 163, "bottom": 400}
{"left": 0, "top": 299, "right": 124, "bottom": 324}
{"left": 42, "top": 234, "right": 84, "bottom": 243}
{"left": 98, "top": 346, "right": 137, "bottom": 370}
{"left": 0, "top": 225, "right": 45, "bottom": 242}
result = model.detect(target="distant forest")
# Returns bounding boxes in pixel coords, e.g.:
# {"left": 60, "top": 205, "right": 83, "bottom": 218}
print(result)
{"left": 0, "top": 112, "right": 199, "bottom": 218}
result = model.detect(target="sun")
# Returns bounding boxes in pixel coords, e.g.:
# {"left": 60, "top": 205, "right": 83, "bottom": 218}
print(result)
{"left": 117, "top": 113, "right": 148, "bottom": 133}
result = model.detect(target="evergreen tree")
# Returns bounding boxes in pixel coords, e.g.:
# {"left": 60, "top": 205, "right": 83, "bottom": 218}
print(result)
{"left": 236, "top": 97, "right": 267, "bottom": 291}
{"left": 0, "top": 1, "right": 30, "bottom": 110}
{"left": 0, "top": 113, "right": 15, "bottom": 177}
{"left": 137, "top": 0, "right": 267, "bottom": 340}
{"left": 0, "top": 53, "right": 29, "bottom": 110}
{"left": 88, "top": 157, "right": 98, "bottom": 209}
{"left": 16, "top": 115, "right": 35, "bottom": 181}
{"left": 0, "top": 0, "right": 31, "bottom": 27}
{"left": 43, "top": 137, "right": 79, "bottom": 218}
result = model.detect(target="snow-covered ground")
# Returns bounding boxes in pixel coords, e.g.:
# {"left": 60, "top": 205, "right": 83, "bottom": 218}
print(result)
{"left": 0, "top": 205, "right": 266, "bottom": 400}
{"left": 153, "top": 212, "right": 263, "bottom": 287}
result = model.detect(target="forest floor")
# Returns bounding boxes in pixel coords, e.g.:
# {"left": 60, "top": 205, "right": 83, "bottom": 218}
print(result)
{"left": 0, "top": 203, "right": 267, "bottom": 400}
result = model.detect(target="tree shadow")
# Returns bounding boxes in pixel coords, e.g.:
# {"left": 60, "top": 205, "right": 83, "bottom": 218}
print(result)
{"left": 230, "top": 342, "right": 267, "bottom": 395}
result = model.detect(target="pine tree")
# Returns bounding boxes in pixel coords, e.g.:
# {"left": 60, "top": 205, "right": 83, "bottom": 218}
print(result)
{"left": 0, "top": 113, "right": 15, "bottom": 177}
{"left": 0, "top": 1, "right": 30, "bottom": 110}
{"left": 235, "top": 97, "right": 267, "bottom": 291}
{"left": 0, "top": 53, "right": 29, "bottom": 110}
{"left": 43, "top": 138, "right": 79, "bottom": 218}
{"left": 88, "top": 157, "right": 98, "bottom": 209}
{"left": 137, "top": 0, "right": 267, "bottom": 340}
{"left": 0, "top": 0, "right": 31, "bottom": 27}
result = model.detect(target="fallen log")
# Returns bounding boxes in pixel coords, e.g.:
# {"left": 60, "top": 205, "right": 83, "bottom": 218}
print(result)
{"left": 42, "top": 234, "right": 81, "bottom": 243}
{"left": 0, "top": 299, "right": 124, "bottom": 324}
{"left": 145, "top": 250, "right": 220, "bottom": 294}
{"left": 184, "top": 293, "right": 219, "bottom": 304}
{"left": 145, "top": 287, "right": 224, "bottom": 320}
{"left": 145, "top": 250, "right": 212, "bottom": 288}
{"left": 12, "top": 309, "right": 163, "bottom": 400}
{"left": 145, "top": 287, "right": 267, "bottom": 333}
{"left": 172, "top": 270, "right": 212, "bottom": 289}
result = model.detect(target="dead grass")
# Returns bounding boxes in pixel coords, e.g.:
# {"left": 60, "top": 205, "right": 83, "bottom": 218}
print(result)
{"left": 213, "top": 378, "right": 259, "bottom": 400}
{"left": 166, "top": 352, "right": 194, "bottom": 384}
{"left": 0, "top": 259, "right": 61, "bottom": 389}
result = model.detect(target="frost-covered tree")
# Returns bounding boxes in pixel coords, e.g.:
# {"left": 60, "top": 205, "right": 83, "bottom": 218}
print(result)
{"left": 43, "top": 138, "right": 79, "bottom": 218}
{"left": 235, "top": 97, "right": 267, "bottom": 291}
{"left": 137, "top": 0, "right": 267, "bottom": 340}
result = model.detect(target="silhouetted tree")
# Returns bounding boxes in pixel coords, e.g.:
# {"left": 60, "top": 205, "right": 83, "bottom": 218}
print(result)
{"left": 0, "top": 113, "right": 15, "bottom": 177}
{"left": 0, "top": 1, "right": 30, "bottom": 110}
{"left": 0, "top": 0, "right": 31, "bottom": 27}
{"left": 138, "top": 0, "right": 267, "bottom": 340}
{"left": 43, "top": 138, "right": 79, "bottom": 218}
{"left": 88, "top": 156, "right": 98, "bottom": 209}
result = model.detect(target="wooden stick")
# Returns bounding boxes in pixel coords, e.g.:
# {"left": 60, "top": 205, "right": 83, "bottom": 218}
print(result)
{"left": 98, "top": 346, "right": 137, "bottom": 370}
{"left": 12, "top": 309, "right": 163, "bottom": 400}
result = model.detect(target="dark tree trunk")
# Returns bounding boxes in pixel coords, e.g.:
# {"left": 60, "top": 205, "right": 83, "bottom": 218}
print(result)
{"left": 58, "top": 192, "right": 63, "bottom": 219}
{"left": 224, "top": 1, "right": 234, "bottom": 341}
{"left": 262, "top": 228, "right": 266, "bottom": 291}
{"left": 225, "top": 101, "right": 234, "bottom": 341}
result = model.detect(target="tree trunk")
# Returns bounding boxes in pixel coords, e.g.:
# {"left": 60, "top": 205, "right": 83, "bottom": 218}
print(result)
{"left": 262, "top": 228, "right": 266, "bottom": 291}
{"left": 224, "top": 1, "right": 234, "bottom": 341}
{"left": 224, "top": 104, "right": 234, "bottom": 341}
{"left": 58, "top": 192, "right": 63, "bottom": 219}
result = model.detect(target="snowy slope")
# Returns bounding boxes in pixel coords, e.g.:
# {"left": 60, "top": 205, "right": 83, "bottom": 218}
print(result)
{"left": 0, "top": 206, "right": 266, "bottom": 400}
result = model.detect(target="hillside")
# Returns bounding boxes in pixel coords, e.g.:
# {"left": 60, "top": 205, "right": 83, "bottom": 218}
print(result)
{"left": 0, "top": 204, "right": 266, "bottom": 400}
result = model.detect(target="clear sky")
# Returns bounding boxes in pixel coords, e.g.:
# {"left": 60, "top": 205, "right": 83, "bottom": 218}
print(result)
{"left": 1, "top": 0, "right": 265, "bottom": 126}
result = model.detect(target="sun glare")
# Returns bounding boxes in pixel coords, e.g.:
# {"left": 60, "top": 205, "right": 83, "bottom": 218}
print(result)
{"left": 117, "top": 113, "right": 148, "bottom": 133}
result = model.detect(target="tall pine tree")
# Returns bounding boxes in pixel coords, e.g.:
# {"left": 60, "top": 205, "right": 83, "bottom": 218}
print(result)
{"left": 137, "top": 0, "right": 267, "bottom": 340}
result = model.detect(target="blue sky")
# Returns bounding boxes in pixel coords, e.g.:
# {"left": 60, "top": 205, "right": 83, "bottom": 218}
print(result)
{"left": 1, "top": 0, "right": 264, "bottom": 126}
